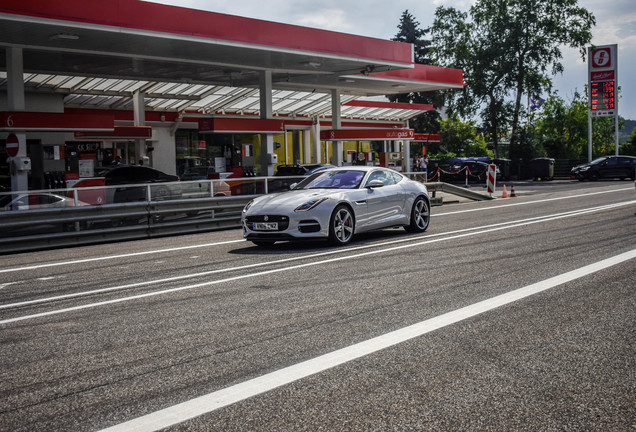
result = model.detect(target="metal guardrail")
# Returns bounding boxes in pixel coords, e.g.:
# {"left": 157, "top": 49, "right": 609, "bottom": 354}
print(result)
{"left": 0, "top": 195, "right": 254, "bottom": 254}
{"left": 426, "top": 182, "right": 494, "bottom": 202}
{"left": 0, "top": 174, "right": 491, "bottom": 254}
{"left": 402, "top": 172, "right": 494, "bottom": 203}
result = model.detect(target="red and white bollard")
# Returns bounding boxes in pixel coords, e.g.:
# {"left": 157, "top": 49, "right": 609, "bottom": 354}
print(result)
{"left": 486, "top": 164, "right": 497, "bottom": 195}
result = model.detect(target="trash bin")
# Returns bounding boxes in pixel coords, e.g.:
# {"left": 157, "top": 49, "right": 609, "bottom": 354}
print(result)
{"left": 531, "top": 157, "right": 555, "bottom": 181}
{"left": 494, "top": 158, "right": 511, "bottom": 180}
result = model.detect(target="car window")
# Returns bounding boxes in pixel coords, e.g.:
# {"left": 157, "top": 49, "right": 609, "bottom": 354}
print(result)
{"left": 366, "top": 169, "right": 397, "bottom": 186}
{"left": 40, "top": 194, "right": 62, "bottom": 205}
{"left": 136, "top": 167, "right": 159, "bottom": 181}
{"left": 107, "top": 166, "right": 158, "bottom": 183}
{"left": 389, "top": 171, "right": 404, "bottom": 184}
{"left": 106, "top": 168, "right": 127, "bottom": 183}
{"left": 606, "top": 157, "right": 618, "bottom": 166}
{"left": 276, "top": 166, "right": 306, "bottom": 176}
{"left": 297, "top": 170, "right": 365, "bottom": 189}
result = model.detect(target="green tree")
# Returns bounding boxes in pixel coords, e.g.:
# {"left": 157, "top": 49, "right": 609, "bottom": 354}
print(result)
{"left": 389, "top": 10, "right": 442, "bottom": 133}
{"left": 431, "top": 0, "right": 595, "bottom": 158}
{"left": 620, "top": 128, "right": 636, "bottom": 156}
{"left": 529, "top": 89, "right": 625, "bottom": 159}
{"left": 439, "top": 115, "right": 492, "bottom": 157}
{"left": 530, "top": 92, "right": 588, "bottom": 159}
{"left": 592, "top": 116, "right": 625, "bottom": 156}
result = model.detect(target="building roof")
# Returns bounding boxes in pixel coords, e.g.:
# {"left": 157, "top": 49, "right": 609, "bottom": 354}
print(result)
{"left": 0, "top": 0, "right": 464, "bottom": 123}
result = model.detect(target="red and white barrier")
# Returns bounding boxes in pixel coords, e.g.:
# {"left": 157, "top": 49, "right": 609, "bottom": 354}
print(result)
{"left": 486, "top": 164, "right": 497, "bottom": 195}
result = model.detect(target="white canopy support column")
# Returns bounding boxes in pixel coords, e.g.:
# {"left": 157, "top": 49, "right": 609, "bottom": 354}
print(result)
{"left": 312, "top": 117, "right": 321, "bottom": 163}
{"left": 6, "top": 47, "right": 28, "bottom": 192}
{"left": 259, "top": 70, "right": 275, "bottom": 176}
{"left": 330, "top": 89, "right": 343, "bottom": 166}
{"left": 302, "top": 129, "right": 311, "bottom": 164}
{"left": 133, "top": 90, "right": 147, "bottom": 165}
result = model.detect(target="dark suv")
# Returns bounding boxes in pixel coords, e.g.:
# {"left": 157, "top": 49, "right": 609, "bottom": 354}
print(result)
{"left": 570, "top": 156, "right": 636, "bottom": 181}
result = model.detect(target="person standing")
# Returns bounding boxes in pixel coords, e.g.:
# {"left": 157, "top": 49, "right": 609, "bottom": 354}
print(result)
{"left": 420, "top": 155, "right": 428, "bottom": 180}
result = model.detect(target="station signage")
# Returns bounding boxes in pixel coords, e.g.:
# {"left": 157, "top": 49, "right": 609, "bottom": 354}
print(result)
{"left": 588, "top": 44, "right": 617, "bottom": 118}
{"left": 199, "top": 118, "right": 285, "bottom": 134}
{"left": 74, "top": 126, "right": 152, "bottom": 139}
{"left": 412, "top": 133, "right": 441, "bottom": 142}
{"left": 0, "top": 112, "right": 114, "bottom": 132}
{"left": 320, "top": 128, "right": 414, "bottom": 141}
{"left": 590, "top": 81, "right": 616, "bottom": 115}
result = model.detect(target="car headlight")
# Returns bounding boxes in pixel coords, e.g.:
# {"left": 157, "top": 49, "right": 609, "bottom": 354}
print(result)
{"left": 294, "top": 197, "right": 327, "bottom": 212}
{"left": 243, "top": 200, "right": 254, "bottom": 213}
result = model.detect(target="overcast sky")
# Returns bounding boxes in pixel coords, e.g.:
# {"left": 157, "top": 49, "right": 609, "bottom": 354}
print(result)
{"left": 149, "top": 0, "right": 636, "bottom": 121}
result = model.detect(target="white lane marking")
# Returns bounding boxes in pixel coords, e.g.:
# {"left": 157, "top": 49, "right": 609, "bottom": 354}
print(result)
{"left": 433, "top": 186, "right": 633, "bottom": 216}
{"left": 0, "top": 188, "right": 630, "bottom": 275}
{"left": 0, "top": 202, "right": 629, "bottom": 310}
{"left": 0, "top": 239, "right": 245, "bottom": 274}
{"left": 97, "top": 248, "right": 636, "bottom": 432}
{"left": 1, "top": 200, "right": 632, "bottom": 323}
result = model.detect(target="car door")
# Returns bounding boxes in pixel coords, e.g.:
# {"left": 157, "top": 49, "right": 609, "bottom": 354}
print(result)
{"left": 617, "top": 157, "right": 635, "bottom": 179}
{"left": 362, "top": 169, "right": 406, "bottom": 229}
{"left": 598, "top": 157, "right": 618, "bottom": 178}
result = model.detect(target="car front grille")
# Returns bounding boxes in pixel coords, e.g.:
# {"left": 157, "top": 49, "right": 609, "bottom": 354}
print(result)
{"left": 245, "top": 215, "right": 289, "bottom": 231}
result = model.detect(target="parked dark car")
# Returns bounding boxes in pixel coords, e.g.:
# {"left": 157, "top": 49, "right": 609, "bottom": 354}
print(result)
{"left": 98, "top": 165, "right": 181, "bottom": 202}
{"left": 275, "top": 163, "right": 336, "bottom": 176}
{"left": 570, "top": 155, "right": 636, "bottom": 181}
{"left": 180, "top": 166, "right": 216, "bottom": 181}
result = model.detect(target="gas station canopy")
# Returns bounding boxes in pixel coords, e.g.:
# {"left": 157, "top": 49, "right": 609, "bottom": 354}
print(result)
{"left": 0, "top": 0, "right": 464, "bottom": 122}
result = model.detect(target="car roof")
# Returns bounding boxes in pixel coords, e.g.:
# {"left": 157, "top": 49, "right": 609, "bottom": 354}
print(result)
{"left": 321, "top": 166, "right": 397, "bottom": 173}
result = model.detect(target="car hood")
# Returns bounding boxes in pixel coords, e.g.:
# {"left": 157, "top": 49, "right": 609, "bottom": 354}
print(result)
{"left": 248, "top": 189, "right": 344, "bottom": 212}
{"left": 572, "top": 163, "right": 592, "bottom": 170}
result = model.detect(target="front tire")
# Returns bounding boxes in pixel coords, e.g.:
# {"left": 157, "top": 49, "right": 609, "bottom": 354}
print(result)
{"left": 405, "top": 196, "right": 430, "bottom": 233}
{"left": 329, "top": 205, "right": 355, "bottom": 245}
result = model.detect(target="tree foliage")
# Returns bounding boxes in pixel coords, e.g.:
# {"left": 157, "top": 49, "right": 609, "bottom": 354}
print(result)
{"left": 530, "top": 92, "right": 588, "bottom": 159}
{"left": 438, "top": 115, "right": 492, "bottom": 157}
{"left": 430, "top": 0, "right": 595, "bottom": 158}
{"left": 621, "top": 127, "right": 636, "bottom": 156}
{"left": 528, "top": 90, "right": 625, "bottom": 159}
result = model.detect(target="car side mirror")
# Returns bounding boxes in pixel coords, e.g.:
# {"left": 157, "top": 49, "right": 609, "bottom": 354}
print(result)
{"left": 290, "top": 183, "right": 298, "bottom": 190}
{"left": 366, "top": 179, "right": 384, "bottom": 188}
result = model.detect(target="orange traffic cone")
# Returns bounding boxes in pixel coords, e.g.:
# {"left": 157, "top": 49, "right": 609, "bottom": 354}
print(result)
{"left": 501, "top": 184, "right": 508, "bottom": 198}
{"left": 510, "top": 184, "right": 517, "bottom": 197}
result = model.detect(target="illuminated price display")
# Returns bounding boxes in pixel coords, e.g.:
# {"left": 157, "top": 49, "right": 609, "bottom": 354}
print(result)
{"left": 590, "top": 80, "right": 615, "bottom": 112}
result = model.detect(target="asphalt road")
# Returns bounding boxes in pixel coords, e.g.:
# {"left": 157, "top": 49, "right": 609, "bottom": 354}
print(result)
{"left": 1, "top": 180, "right": 635, "bottom": 431}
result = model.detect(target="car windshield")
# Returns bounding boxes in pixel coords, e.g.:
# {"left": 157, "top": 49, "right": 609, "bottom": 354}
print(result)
{"left": 590, "top": 157, "right": 607, "bottom": 165}
{"left": 293, "top": 170, "right": 365, "bottom": 190}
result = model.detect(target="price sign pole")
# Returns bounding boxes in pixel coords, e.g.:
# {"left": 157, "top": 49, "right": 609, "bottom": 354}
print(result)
{"left": 588, "top": 44, "right": 618, "bottom": 161}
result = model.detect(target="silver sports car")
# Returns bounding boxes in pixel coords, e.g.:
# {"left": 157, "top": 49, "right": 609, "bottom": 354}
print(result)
{"left": 242, "top": 166, "right": 430, "bottom": 246}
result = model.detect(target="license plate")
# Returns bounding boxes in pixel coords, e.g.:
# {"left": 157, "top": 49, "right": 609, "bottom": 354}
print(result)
{"left": 253, "top": 222, "right": 278, "bottom": 231}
